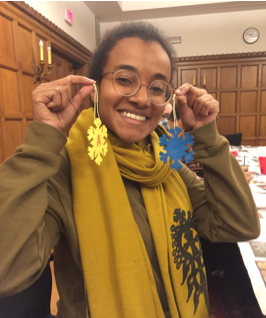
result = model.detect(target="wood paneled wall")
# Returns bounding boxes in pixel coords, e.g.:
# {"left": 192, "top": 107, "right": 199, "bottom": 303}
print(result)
{"left": 176, "top": 53, "right": 266, "bottom": 146}
{"left": 1, "top": 1, "right": 266, "bottom": 160}
{"left": 0, "top": 1, "right": 91, "bottom": 162}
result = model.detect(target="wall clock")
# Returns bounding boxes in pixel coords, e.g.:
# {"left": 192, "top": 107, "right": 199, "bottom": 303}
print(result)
{"left": 243, "top": 27, "right": 259, "bottom": 44}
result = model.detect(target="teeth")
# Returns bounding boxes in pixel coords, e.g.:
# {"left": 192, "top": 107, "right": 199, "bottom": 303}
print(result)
{"left": 121, "top": 111, "right": 146, "bottom": 122}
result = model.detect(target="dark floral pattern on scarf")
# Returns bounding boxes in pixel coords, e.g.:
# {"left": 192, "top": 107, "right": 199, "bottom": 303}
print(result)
{"left": 171, "top": 208, "right": 208, "bottom": 314}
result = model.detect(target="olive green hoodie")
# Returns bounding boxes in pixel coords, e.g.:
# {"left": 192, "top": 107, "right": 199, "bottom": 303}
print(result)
{"left": 0, "top": 119, "right": 260, "bottom": 317}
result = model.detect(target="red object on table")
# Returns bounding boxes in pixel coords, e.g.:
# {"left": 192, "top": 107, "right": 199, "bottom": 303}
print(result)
{"left": 230, "top": 150, "right": 237, "bottom": 158}
{"left": 259, "top": 156, "right": 266, "bottom": 174}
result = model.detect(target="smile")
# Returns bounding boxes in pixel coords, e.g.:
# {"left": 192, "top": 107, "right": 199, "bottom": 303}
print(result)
{"left": 120, "top": 111, "right": 147, "bottom": 122}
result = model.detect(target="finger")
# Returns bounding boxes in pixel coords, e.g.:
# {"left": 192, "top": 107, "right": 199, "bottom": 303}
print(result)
{"left": 245, "top": 175, "right": 253, "bottom": 183}
{"left": 176, "top": 95, "right": 188, "bottom": 116}
{"left": 67, "top": 85, "right": 94, "bottom": 113}
{"left": 62, "top": 76, "right": 73, "bottom": 106}
{"left": 46, "top": 86, "right": 69, "bottom": 110}
{"left": 187, "top": 87, "right": 207, "bottom": 107}
{"left": 61, "top": 86, "right": 70, "bottom": 108}
{"left": 175, "top": 84, "right": 208, "bottom": 109}
{"left": 61, "top": 76, "right": 95, "bottom": 106}
{"left": 175, "top": 83, "right": 207, "bottom": 96}
{"left": 32, "top": 87, "right": 62, "bottom": 106}
{"left": 193, "top": 95, "right": 215, "bottom": 116}
{"left": 175, "top": 83, "right": 193, "bottom": 96}
{"left": 46, "top": 88, "right": 61, "bottom": 109}
{"left": 241, "top": 166, "right": 249, "bottom": 172}
{"left": 199, "top": 100, "right": 219, "bottom": 117}
{"left": 67, "top": 75, "right": 95, "bottom": 85}
{"left": 36, "top": 75, "right": 94, "bottom": 90}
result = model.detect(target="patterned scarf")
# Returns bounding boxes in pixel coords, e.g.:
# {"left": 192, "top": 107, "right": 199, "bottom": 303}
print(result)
{"left": 65, "top": 108, "right": 208, "bottom": 318}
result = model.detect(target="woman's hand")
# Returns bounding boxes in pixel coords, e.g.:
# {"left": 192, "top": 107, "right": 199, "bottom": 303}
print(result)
{"left": 241, "top": 166, "right": 253, "bottom": 183}
{"left": 174, "top": 83, "right": 219, "bottom": 131}
{"left": 32, "top": 75, "right": 95, "bottom": 134}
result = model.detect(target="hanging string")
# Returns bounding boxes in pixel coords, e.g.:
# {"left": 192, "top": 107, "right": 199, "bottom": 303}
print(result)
{"left": 172, "top": 93, "right": 177, "bottom": 130}
{"left": 93, "top": 82, "right": 100, "bottom": 120}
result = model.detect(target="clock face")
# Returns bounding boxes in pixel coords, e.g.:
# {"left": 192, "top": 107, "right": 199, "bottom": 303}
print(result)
{"left": 243, "top": 28, "right": 259, "bottom": 44}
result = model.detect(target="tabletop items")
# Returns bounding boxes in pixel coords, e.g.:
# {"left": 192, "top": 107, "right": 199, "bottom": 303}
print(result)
{"left": 259, "top": 157, "right": 266, "bottom": 175}
{"left": 232, "top": 146, "right": 266, "bottom": 315}
{"left": 230, "top": 145, "right": 266, "bottom": 176}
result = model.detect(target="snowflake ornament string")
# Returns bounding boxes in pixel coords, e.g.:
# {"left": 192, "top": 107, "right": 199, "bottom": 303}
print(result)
{"left": 159, "top": 127, "right": 194, "bottom": 170}
{"left": 87, "top": 82, "right": 108, "bottom": 165}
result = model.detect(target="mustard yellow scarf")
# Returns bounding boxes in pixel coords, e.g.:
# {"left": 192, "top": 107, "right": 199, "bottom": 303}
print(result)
{"left": 66, "top": 108, "right": 208, "bottom": 318}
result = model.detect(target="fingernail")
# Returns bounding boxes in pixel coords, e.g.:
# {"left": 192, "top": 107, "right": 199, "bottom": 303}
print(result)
{"left": 175, "top": 89, "right": 182, "bottom": 95}
{"left": 85, "top": 77, "right": 95, "bottom": 82}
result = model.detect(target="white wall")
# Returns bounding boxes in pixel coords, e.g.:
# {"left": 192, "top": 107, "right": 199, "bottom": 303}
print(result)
{"left": 120, "top": 1, "right": 232, "bottom": 11}
{"left": 25, "top": 1, "right": 95, "bottom": 51}
{"left": 100, "top": 9, "right": 266, "bottom": 57}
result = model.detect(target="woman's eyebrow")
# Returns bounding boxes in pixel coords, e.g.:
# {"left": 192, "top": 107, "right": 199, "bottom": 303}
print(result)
{"left": 115, "top": 64, "right": 137, "bottom": 72}
{"left": 153, "top": 73, "right": 168, "bottom": 82}
{"left": 115, "top": 64, "right": 169, "bottom": 82}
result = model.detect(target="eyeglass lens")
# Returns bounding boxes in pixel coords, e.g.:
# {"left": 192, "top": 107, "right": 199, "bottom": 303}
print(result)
{"left": 113, "top": 70, "right": 172, "bottom": 105}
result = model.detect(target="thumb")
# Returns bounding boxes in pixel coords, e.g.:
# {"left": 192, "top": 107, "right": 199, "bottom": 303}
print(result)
{"left": 70, "top": 85, "right": 95, "bottom": 112}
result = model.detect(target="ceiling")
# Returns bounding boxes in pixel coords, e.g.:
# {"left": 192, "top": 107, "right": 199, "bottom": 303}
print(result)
{"left": 84, "top": 1, "right": 266, "bottom": 23}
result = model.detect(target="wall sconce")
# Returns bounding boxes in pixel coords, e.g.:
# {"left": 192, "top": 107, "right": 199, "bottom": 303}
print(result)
{"left": 34, "top": 40, "right": 53, "bottom": 84}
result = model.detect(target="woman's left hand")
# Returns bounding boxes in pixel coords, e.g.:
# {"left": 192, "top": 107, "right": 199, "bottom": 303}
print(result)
{"left": 175, "top": 83, "right": 219, "bottom": 131}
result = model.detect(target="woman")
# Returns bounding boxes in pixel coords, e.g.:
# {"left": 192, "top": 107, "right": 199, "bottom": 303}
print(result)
{"left": 0, "top": 21, "right": 259, "bottom": 318}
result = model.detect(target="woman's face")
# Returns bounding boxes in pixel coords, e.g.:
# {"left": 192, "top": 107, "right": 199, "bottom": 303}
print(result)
{"left": 97, "top": 37, "right": 172, "bottom": 144}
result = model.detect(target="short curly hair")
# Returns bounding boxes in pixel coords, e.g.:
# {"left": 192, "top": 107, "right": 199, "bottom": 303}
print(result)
{"left": 89, "top": 21, "right": 176, "bottom": 84}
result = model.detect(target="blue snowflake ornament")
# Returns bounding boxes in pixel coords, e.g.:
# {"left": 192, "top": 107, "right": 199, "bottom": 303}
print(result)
{"left": 159, "top": 127, "right": 194, "bottom": 170}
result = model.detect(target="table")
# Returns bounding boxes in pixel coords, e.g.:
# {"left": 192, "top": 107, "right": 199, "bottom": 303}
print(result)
{"left": 232, "top": 146, "right": 266, "bottom": 315}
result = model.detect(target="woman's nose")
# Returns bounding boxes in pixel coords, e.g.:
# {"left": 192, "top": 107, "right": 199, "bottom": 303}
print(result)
{"left": 164, "top": 103, "right": 173, "bottom": 115}
{"left": 128, "top": 82, "right": 150, "bottom": 108}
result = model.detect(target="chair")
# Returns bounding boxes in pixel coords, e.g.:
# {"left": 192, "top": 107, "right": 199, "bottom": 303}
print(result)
{"left": 0, "top": 261, "right": 53, "bottom": 318}
{"left": 223, "top": 133, "right": 242, "bottom": 146}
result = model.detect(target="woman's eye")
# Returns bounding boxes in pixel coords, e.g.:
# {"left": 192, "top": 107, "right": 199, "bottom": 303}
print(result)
{"left": 150, "top": 86, "right": 164, "bottom": 94}
{"left": 116, "top": 77, "right": 134, "bottom": 85}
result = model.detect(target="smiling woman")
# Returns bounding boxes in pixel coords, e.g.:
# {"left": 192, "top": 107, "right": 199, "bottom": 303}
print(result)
{"left": 95, "top": 37, "right": 171, "bottom": 143}
{"left": 0, "top": 21, "right": 260, "bottom": 318}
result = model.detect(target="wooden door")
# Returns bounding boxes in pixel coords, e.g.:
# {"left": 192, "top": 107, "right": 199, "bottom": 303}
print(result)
{"left": 0, "top": 11, "right": 37, "bottom": 162}
{"left": 0, "top": 2, "right": 91, "bottom": 163}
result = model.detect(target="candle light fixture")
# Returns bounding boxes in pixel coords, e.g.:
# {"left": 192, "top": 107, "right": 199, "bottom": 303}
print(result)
{"left": 34, "top": 40, "right": 53, "bottom": 84}
{"left": 203, "top": 75, "right": 206, "bottom": 88}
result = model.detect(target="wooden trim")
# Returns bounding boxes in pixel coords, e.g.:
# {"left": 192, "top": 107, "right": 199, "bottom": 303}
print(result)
{"left": 8, "top": 1, "right": 92, "bottom": 57}
{"left": 177, "top": 51, "right": 266, "bottom": 63}
{"left": 4, "top": 112, "right": 24, "bottom": 119}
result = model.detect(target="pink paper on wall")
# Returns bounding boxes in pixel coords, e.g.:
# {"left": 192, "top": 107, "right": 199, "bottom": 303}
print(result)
{"left": 65, "top": 9, "right": 73, "bottom": 26}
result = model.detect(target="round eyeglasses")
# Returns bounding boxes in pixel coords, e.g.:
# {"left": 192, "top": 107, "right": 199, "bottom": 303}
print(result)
{"left": 102, "top": 68, "right": 174, "bottom": 106}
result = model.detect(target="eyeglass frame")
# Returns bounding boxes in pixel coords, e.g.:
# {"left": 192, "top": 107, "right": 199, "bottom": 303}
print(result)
{"left": 102, "top": 67, "right": 175, "bottom": 106}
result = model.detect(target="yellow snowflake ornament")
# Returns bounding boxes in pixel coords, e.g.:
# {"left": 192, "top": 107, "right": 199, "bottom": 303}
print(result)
{"left": 87, "top": 118, "right": 108, "bottom": 165}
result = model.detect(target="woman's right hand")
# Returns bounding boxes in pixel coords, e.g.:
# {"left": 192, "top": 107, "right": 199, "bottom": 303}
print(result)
{"left": 32, "top": 75, "right": 95, "bottom": 134}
